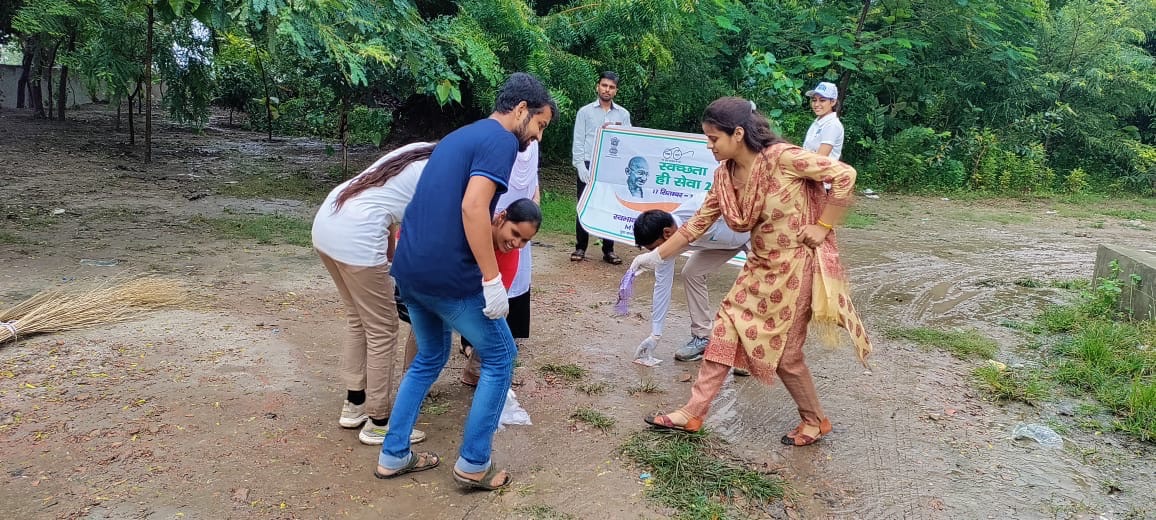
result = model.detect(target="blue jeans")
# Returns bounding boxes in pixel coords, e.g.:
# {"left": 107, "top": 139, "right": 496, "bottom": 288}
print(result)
{"left": 379, "top": 282, "right": 516, "bottom": 474}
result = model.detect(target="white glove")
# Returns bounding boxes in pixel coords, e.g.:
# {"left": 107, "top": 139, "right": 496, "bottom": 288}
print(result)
{"left": 482, "top": 275, "right": 509, "bottom": 319}
{"left": 577, "top": 164, "right": 591, "bottom": 184}
{"left": 634, "top": 335, "right": 659, "bottom": 360}
{"left": 629, "top": 250, "right": 663, "bottom": 274}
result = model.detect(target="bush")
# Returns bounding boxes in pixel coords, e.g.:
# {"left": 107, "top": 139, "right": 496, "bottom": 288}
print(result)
{"left": 859, "top": 126, "right": 954, "bottom": 190}
{"left": 958, "top": 129, "right": 1054, "bottom": 194}
{"left": 348, "top": 107, "right": 393, "bottom": 147}
{"left": 248, "top": 87, "right": 338, "bottom": 138}
{"left": 1064, "top": 167, "right": 1089, "bottom": 194}
{"left": 1117, "top": 141, "right": 1156, "bottom": 195}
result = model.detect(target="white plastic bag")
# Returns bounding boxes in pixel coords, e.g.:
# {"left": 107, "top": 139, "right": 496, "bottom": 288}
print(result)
{"left": 499, "top": 389, "right": 532, "bottom": 430}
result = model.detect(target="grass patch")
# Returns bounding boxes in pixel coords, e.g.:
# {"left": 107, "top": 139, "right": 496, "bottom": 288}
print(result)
{"left": 0, "top": 231, "right": 26, "bottom": 244}
{"left": 842, "top": 211, "right": 877, "bottom": 229}
{"left": 1050, "top": 320, "right": 1156, "bottom": 440}
{"left": 538, "top": 190, "right": 577, "bottom": 236}
{"left": 194, "top": 214, "right": 312, "bottom": 247}
{"left": 512, "top": 505, "right": 578, "bottom": 520}
{"left": 1014, "top": 277, "right": 1044, "bottom": 288}
{"left": 539, "top": 363, "right": 587, "bottom": 382}
{"left": 627, "top": 379, "right": 664, "bottom": 395}
{"left": 949, "top": 209, "right": 1034, "bottom": 225}
{"left": 972, "top": 363, "right": 1050, "bottom": 404}
{"left": 885, "top": 327, "right": 999, "bottom": 360}
{"left": 570, "top": 406, "right": 615, "bottom": 432}
{"left": 1049, "top": 278, "right": 1090, "bottom": 291}
{"left": 577, "top": 381, "right": 611, "bottom": 395}
{"left": 1098, "top": 208, "right": 1156, "bottom": 222}
{"left": 1020, "top": 267, "right": 1156, "bottom": 441}
{"left": 621, "top": 429, "right": 786, "bottom": 519}
{"left": 218, "top": 169, "right": 330, "bottom": 203}
{"left": 421, "top": 390, "right": 451, "bottom": 416}
{"left": 1036, "top": 304, "right": 1083, "bottom": 334}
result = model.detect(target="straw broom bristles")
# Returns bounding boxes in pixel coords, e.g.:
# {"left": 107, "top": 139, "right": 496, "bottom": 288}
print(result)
{"left": 0, "top": 276, "right": 187, "bottom": 344}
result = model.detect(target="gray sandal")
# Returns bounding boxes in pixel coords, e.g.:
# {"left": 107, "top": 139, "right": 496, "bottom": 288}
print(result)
{"left": 452, "top": 464, "right": 511, "bottom": 491}
{"left": 374, "top": 451, "right": 440, "bottom": 479}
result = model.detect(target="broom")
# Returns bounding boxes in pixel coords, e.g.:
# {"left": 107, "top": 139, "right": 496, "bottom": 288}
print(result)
{"left": 0, "top": 276, "right": 187, "bottom": 344}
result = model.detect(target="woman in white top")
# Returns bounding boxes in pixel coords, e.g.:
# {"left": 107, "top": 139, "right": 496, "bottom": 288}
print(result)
{"left": 460, "top": 141, "right": 541, "bottom": 386}
{"left": 311, "top": 141, "right": 435, "bottom": 446}
{"left": 802, "top": 81, "right": 844, "bottom": 161}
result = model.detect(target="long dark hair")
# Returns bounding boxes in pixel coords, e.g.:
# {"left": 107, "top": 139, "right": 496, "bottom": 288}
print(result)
{"left": 332, "top": 142, "right": 437, "bottom": 212}
{"left": 501, "top": 198, "right": 542, "bottom": 231}
{"left": 702, "top": 97, "right": 785, "bottom": 153}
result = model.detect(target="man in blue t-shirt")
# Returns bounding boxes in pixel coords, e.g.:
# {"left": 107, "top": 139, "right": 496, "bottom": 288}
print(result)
{"left": 377, "top": 72, "right": 556, "bottom": 491}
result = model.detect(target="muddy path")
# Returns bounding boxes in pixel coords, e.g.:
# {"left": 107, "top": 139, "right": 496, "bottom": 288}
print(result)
{"left": 2, "top": 106, "right": 1154, "bottom": 519}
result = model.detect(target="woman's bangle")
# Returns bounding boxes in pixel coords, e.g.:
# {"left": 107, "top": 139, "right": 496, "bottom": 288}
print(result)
{"left": 817, "top": 219, "right": 834, "bottom": 230}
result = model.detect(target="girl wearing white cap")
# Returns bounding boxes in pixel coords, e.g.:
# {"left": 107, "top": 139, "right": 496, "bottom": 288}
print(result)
{"left": 803, "top": 82, "right": 844, "bottom": 161}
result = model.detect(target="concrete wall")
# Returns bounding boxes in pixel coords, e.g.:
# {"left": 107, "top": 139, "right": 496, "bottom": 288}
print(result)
{"left": 0, "top": 64, "right": 95, "bottom": 109}
{"left": 1093, "top": 244, "right": 1156, "bottom": 321}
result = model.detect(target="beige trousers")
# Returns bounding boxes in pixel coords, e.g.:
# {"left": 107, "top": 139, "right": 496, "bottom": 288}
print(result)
{"left": 683, "top": 248, "right": 743, "bottom": 338}
{"left": 318, "top": 251, "right": 400, "bottom": 419}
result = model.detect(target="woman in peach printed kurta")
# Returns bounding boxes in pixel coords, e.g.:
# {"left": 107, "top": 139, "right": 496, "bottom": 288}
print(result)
{"left": 680, "top": 143, "right": 870, "bottom": 378}
{"left": 632, "top": 97, "right": 871, "bottom": 446}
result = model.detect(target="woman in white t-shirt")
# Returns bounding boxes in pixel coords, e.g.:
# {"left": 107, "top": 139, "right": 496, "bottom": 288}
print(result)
{"left": 804, "top": 82, "right": 841, "bottom": 191}
{"left": 311, "top": 141, "right": 434, "bottom": 446}
{"left": 802, "top": 81, "right": 844, "bottom": 161}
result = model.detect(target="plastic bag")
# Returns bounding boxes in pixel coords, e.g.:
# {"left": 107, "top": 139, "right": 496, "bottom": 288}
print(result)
{"left": 1012, "top": 423, "right": 1063, "bottom": 449}
{"left": 614, "top": 270, "right": 638, "bottom": 315}
{"left": 499, "top": 389, "right": 532, "bottom": 430}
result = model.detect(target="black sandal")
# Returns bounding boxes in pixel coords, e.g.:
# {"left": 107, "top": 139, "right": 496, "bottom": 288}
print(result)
{"left": 570, "top": 249, "right": 586, "bottom": 261}
{"left": 603, "top": 252, "right": 623, "bottom": 265}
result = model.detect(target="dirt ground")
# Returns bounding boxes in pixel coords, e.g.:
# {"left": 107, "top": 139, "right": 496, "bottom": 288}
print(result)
{"left": 2, "top": 105, "right": 1155, "bottom": 520}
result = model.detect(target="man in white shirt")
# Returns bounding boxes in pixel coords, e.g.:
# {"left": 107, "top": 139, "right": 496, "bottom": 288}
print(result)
{"left": 630, "top": 193, "right": 749, "bottom": 365}
{"left": 572, "top": 71, "right": 632, "bottom": 265}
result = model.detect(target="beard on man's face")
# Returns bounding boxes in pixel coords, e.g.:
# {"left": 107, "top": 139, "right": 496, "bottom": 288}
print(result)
{"left": 515, "top": 112, "right": 535, "bottom": 152}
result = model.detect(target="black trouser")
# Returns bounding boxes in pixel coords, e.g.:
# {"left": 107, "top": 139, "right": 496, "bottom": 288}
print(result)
{"left": 575, "top": 161, "right": 613, "bottom": 254}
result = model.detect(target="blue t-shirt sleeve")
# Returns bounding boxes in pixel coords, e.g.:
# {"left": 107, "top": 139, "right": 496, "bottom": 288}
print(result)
{"left": 468, "top": 131, "right": 518, "bottom": 193}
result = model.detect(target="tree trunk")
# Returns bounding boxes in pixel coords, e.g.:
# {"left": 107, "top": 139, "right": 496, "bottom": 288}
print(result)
{"left": 127, "top": 82, "right": 140, "bottom": 145}
{"left": 57, "top": 28, "right": 77, "bottom": 121}
{"left": 255, "top": 53, "right": 273, "bottom": 141}
{"left": 116, "top": 102, "right": 121, "bottom": 132}
{"left": 17, "top": 38, "right": 33, "bottom": 109}
{"left": 145, "top": 3, "right": 154, "bottom": 163}
{"left": 45, "top": 42, "right": 59, "bottom": 120}
{"left": 339, "top": 96, "right": 350, "bottom": 177}
{"left": 127, "top": 93, "right": 135, "bottom": 144}
{"left": 835, "top": 0, "right": 872, "bottom": 113}
{"left": 28, "top": 40, "right": 45, "bottom": 118}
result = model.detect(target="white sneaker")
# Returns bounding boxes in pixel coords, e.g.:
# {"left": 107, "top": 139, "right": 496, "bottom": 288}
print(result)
{"left": 339, "top": 400, "right": 368, "bottom": 428}
{"left": 358, "top": 421, "right": 427, "bottom": 445}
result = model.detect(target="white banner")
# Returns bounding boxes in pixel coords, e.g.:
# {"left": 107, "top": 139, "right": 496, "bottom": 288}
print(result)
{"left": 577, "top": 126, "right": 720, "bottom": 243}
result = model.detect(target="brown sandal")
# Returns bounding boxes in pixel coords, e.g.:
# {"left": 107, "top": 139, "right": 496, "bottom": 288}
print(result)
{"left": 644, "top": 410, "right": 702, "bottom": 433}
{"left": 781, "top": 417, "right": 832, "bottom": 446}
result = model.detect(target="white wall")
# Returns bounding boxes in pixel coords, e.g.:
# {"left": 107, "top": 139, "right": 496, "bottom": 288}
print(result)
{"left": 0, "top": 64, "right": 96, "bottom": 109}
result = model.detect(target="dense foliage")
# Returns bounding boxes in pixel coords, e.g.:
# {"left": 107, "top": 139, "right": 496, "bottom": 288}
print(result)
{"left": 3, "top": 0, "right": 1155, "bottom": 193}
